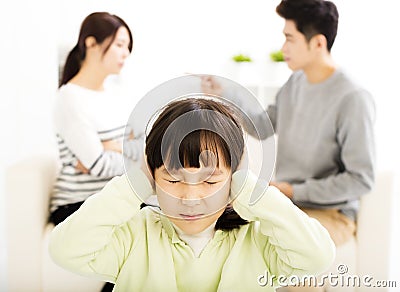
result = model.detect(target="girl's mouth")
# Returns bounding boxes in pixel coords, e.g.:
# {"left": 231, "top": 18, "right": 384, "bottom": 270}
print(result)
{"left": 179, "top": 214, "right": 204, "bottom": 221}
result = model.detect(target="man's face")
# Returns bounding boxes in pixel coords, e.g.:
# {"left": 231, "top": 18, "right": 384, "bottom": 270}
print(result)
{"left": 281, "top": 20, "right": 315, "bottom": 71}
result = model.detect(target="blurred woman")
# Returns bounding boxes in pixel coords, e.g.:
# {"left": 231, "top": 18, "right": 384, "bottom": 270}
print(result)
{"left": 49, "top": 12, "right": 140, "bottom": 226}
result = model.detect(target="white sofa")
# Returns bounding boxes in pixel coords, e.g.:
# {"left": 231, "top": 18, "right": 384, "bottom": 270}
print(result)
{"left": 5, "top": 154, "right": 104, "bottom": 292}
{"left": 5, "top": 150, "right": 397, "bottom": 292}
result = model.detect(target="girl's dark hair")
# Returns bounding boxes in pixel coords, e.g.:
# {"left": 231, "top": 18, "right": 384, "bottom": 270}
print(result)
{"left": 144, "top": 98, "right": 248, "bottom": 230}
{"left": 276, "top": 0, "right": 339, "bottom": 51}
{"left": 59, "top": 12, "right": 133, "bottom": 87}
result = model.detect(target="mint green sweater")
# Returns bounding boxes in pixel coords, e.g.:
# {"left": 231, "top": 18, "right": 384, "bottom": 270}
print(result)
{"left": 49, "top": 170, "right": 335, "bottom": 291}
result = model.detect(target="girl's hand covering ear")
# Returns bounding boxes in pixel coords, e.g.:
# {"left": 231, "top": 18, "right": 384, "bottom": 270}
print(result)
{"left": 230, "top": 146, "right": 249, "bottom": 201}
{"left": 235, "top": 145, "right": 249, "bottom": 173}
{"left": 126, "top": 156, "right": 155, "bottom": 202}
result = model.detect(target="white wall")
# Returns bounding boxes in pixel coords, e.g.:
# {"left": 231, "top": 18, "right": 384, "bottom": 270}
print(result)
{"left": 332, "top": 0, "right": 400, "bottom": 172}
{"left": 0, "top": 1, "right": 59, "bottom": 289}
{"left": 1, "top": 0, "right": 399, "bottom": 289}
{"left": 3, "top": 0, "right": 398, "bottom": 166}
{"left": 56, "top": 0, "right": 400, "bottom": 171}
{"left": 57, "top": 0, "right": 287, "bottom": 102}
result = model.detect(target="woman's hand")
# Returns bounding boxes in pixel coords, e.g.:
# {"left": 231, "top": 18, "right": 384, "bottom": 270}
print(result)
{"left": 76, "top": 160, "right": 89, "bottom": 174}
{"left": 101, "top": 129, "right": 134, "bottom": 153}
{"left": 75, "top": 138, "right": 124, "bottom": 173}
{"left": 102, "top": 139, "right": 122, "bottom": 153}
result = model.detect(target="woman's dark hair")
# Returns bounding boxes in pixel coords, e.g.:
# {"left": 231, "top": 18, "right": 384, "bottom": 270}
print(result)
{"left": 276, "top": 0, "right": 339, "bottom": 51}
{"left": 144, "top": 98, "right": 248, "bottom": 230}
{"left": 59, "top": 12, "right": 133, "bottom": 87}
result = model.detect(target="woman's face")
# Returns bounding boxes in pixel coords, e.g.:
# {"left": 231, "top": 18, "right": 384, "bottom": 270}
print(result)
{"left": 101, "top": 26, "right": 131, "bottom": 75}
{"left": 154, "top": 163, "right": 232, "bottom": 235}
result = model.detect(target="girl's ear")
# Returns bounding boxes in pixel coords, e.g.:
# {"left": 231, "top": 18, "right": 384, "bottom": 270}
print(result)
{"left": 229, "top": 176, "right": 237, "bottom": 202}
{"left": 85, "top": 36, "right": 97, "bottom": 48}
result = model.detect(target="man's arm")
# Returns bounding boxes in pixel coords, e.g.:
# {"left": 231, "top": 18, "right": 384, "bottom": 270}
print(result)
{"left": 200, "top": 75, "right": 276, "bottom": 139}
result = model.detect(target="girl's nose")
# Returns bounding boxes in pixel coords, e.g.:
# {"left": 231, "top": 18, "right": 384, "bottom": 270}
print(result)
{"left": 181, "top": 184, "right": 202, "bottom": 206}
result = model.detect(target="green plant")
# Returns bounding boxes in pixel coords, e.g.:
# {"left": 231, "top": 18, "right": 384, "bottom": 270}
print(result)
{"left": 269, "top": 50, "right": 284, "bottom": 62}
{"left": 232, "top": 54, "right": 252, "bottom": 62}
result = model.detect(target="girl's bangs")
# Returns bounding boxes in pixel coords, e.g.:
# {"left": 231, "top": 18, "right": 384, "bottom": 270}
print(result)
{"left": 163, "top": 130, "right": 231, "bottom": 170}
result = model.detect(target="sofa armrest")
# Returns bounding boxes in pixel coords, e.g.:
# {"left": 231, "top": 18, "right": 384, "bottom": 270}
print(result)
{"left": 5, "top": 154, "right": 58, "bottom": 291}
{"left": 356, "top": 170, "right": 396, "bottom": 280}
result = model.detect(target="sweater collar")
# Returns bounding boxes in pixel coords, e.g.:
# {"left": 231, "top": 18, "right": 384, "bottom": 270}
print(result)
{"left": 159, "top": 214, "right": 226, "bottom": 243}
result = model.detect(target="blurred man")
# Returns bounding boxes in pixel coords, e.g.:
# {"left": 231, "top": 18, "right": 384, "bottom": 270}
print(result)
{"left": 202, "top": 1, "right": 375, "bottom": 290}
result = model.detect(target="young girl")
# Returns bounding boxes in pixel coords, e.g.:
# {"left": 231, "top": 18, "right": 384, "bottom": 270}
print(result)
{"left": 49, "top": 98, "right": 335, "bottom": 291}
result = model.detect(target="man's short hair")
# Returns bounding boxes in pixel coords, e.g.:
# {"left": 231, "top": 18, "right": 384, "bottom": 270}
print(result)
{"left": 276, "top": 0, "right": 339, "bottom": 51}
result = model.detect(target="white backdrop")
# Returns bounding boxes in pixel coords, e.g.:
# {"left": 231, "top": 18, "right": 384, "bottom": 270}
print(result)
{"left": 55, "top": 0, "right": 400, "bottom": 171}
{"left": 1, "top": 0, "right": 399, "bottom": 289}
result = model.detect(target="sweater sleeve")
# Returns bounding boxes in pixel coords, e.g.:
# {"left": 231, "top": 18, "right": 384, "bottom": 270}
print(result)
{"left": 54, "top": 95, "right": 125, "bottom": 177}
{"left": 219, "top": 87, "right": 274, "bottom": 140}
{"left": 266, "top": 104, "right": 277, "bottom": 131}
{"left": 49, "top": 168, "right": 154, "bottom": 282}
{"left": 292, "top": 89, "right": 376, "bottom": 204}
{"left": 231, "top": 170, "right": 335, "bottom": 283}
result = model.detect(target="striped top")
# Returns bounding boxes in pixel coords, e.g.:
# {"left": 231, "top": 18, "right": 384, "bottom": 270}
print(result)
{"left": 50, "top": 83, "right": 140, "bottom": 212}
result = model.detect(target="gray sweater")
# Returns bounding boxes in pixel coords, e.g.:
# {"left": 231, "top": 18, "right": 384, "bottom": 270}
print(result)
{"left": 267, "top": 69, "right": 376, "bottom": 219}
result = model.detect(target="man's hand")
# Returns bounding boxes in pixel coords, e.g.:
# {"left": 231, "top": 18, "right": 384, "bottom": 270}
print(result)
{"left": 269, "top": 181, "right": 293, "bottom": 199}
{"left": 200, "top": 75, "right": 223, "bottom": 96}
